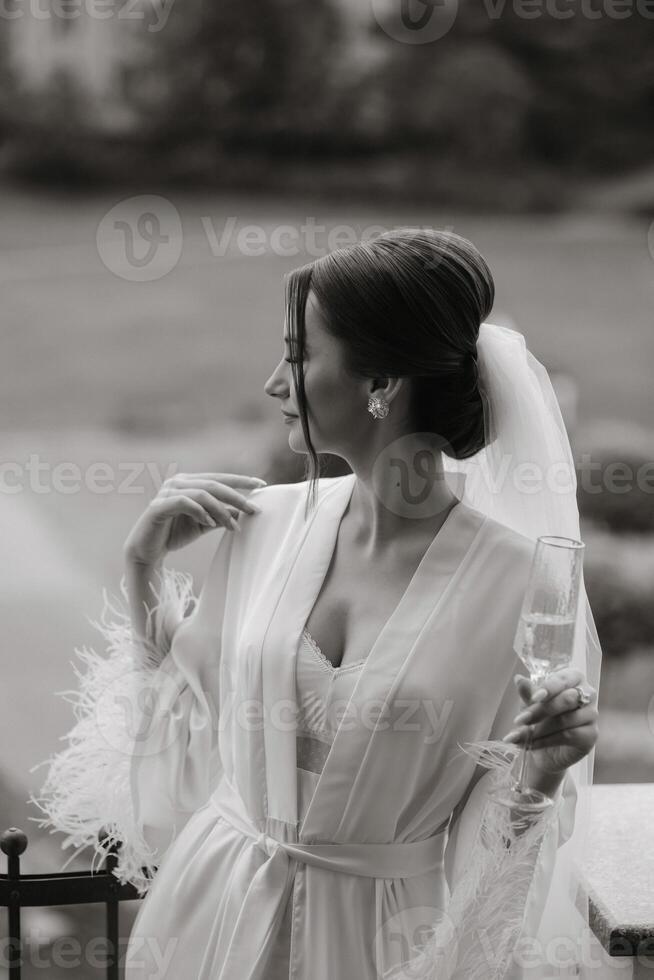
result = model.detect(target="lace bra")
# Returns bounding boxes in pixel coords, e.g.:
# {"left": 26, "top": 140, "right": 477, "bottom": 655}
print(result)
{"left": 301, "top": 628, "right": 366, "bottom": 673}
{"left": 295, "top": 628, "right": 365, "bottom": 775}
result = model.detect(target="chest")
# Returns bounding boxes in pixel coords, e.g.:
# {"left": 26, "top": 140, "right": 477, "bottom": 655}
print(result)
{"left": 303, "top": 536, "right": 431, "bottom": 671}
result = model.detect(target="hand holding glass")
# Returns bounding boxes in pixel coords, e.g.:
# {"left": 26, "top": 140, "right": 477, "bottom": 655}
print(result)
{"left": 490, "top": 534, "right": 585, "bottom": 812}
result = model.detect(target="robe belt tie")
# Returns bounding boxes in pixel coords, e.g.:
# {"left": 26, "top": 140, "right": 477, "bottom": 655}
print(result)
{"left": 206, "top": 780, "right": 447, "bottom": 980}
{"left": 209, "top": 780, "right": 447, "bottom": 877}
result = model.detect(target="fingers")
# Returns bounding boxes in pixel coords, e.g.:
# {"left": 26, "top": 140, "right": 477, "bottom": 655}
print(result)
{"left": 149, "top": 494, "right": 228, "bottom": 529}
{"left": 513, "top": 682, "right": 598, "bottom": 727}
{"left": 159, "top": 476, "right": 263, "bottom": 518}
{"left": 182, "top": 473, "right": 266, "bottom": 486}
{"left": 514, "top": 675, "right": 535, "bottom": 707}
{"left": 508, "top": 704, "right": 598, "bottom": 742}
{"left": 527, "top": 720, "right": 599, "bottom": 751}
{"left": 529, "top": 667, "right": 585, "bottom": 703}
{"left": 160, "top": 490, "right": 252, "bottom": 529}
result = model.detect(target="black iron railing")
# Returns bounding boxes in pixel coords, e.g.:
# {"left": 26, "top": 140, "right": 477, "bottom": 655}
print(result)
{"left": 0, "top": 827, "right": 152, "bottom": 980}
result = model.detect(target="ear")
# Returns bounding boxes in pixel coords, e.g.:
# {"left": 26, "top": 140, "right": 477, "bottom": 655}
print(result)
{"left": 369, "top": 376, "right": 403, "bottom": 403}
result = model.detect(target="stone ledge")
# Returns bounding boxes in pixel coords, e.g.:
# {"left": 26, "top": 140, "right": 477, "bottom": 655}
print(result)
{"left": 577, "top": 783, "right": 654, "bottom": 957}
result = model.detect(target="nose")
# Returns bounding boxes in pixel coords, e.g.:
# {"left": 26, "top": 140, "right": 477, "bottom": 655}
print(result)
{"left": 263, "top": 356, "right": 288, "bottom": 399}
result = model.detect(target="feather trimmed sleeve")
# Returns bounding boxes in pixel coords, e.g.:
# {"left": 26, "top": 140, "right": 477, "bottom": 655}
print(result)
{"left": 29, "top": 530, "right": 234, "bottom": 897}
{"left": 387, "top": 667, "right": 577, "bottom": 980}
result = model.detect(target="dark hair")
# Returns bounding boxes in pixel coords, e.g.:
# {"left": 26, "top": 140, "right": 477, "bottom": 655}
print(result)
{"left": 284, "top": 227, "right": 494, "bottom": 519}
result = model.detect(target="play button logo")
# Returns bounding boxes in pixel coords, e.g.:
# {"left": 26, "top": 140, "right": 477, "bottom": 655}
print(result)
{"left": 372, "top": 0, "right": 459, "bottom": 43}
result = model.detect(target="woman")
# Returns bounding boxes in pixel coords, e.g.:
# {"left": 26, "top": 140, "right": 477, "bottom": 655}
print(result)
{"left": 31, "top": 228, "right": 600, "bottom": 980}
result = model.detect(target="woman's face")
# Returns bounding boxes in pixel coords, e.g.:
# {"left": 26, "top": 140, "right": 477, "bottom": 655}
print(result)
{"left": 263, "top": 290, "right": 367, "bottom": 455}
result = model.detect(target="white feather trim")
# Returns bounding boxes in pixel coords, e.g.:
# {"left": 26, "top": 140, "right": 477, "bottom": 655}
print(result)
{"left": 28, "top": 566, "right": 197, "bottom": 897}
{"left": 384, "top": 739, "right": 564, "bottom": 980}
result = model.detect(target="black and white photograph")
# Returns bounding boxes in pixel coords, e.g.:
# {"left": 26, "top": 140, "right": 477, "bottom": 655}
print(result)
{"left": 0, "top": 1, "right": 652, "bottom": 977}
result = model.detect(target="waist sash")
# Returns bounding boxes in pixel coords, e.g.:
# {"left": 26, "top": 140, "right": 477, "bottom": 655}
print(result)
{"left": 204, "top": 779, "right": 447, "bottom": 980}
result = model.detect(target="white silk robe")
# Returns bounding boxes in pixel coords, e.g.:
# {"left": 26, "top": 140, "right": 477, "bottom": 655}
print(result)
{"left": 32, "top": 472, "right": 576, "bottom": 980}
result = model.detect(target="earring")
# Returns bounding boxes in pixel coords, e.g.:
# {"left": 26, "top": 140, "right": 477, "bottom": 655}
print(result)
{"left": 367, "top": 395, "right": 389, "bottom": 419}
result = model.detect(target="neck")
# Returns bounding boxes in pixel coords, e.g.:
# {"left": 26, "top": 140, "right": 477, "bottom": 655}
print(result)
{"left": 342, "top": 440, "right": 460, "bottom": 557}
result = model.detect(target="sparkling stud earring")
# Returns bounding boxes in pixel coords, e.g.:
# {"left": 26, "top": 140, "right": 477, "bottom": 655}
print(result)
{"left": 367, "top": 395, "right": 389, "bottom": 419}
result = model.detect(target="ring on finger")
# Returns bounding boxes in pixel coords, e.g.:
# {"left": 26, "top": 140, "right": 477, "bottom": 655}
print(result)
{"left": 574, "top": 685, "right": 592, "bottom": 708}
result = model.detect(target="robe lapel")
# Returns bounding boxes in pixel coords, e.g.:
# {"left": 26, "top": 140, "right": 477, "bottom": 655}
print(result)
{"left": 258, "top": 474, "right": 357, "bottom": 829}
{"left": 299, "top": 493, "right": 487, "bottom": 842}
{"left": 253, "top": 471, "right": 487, "bottom": 842}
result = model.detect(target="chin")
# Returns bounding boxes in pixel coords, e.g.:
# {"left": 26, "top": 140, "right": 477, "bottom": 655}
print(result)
{"left": 287, "top": 437, "right": 309, "bottom": 455}
{"left": 285, "top": 417, "right": 334, "bottom": 457}
{"left": 286, "top": 428, "right": 309, "bottom": 454}
{"left": 287, "top": 426, "right": 330, "bottom": 457}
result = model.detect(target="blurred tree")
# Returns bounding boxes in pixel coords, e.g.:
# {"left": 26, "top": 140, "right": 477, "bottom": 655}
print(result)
{"left": 480, "top": 9, "right": 654, "bottom": 170}
{"left": 1, "top": 0, "right": 653, "bottom": 200}
{"left": 375, "top": 41, "right": 533, "bottom": 165}
{"left": 0, "top": 67, "right": 102, "bottom": 185}
{"left": 368, "top": 0, "right": 654, "bottom": 173}
{"left": 585, "top": 546, "right": 654, "bottom": 660}
{"left": 0, "top": 27, "right": 13, "bottom": 146}
{"left": 136, "top": 0, "right": 345, "bottom": 153}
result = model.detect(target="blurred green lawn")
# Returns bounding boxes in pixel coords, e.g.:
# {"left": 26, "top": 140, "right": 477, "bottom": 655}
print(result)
{"left": 1, "top": 185, "right": 653, "bottom": 432}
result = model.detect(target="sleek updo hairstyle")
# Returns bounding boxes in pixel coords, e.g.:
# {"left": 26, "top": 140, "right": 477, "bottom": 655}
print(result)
{"left": 284, "top": 228, "right": 495, "bottom": 517}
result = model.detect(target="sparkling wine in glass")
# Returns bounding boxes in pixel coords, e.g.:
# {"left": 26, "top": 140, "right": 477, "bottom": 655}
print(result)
{"left": 490, "top": 534, "right": 585, "bottom": 812}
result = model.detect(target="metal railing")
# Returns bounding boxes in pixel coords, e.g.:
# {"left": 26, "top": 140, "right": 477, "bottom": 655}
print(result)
{"left": 0, "top": 826, "right": 151, "bottom": 979}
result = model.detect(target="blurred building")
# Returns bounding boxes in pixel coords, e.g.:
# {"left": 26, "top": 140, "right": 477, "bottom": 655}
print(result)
{"left": 3, "top": 0, "right": 389, "bottom": 136}
{"left": 329, "top": 0, "right": 387, "bottom": 73}
{"left": 4, "top": 0, "right": 160, "bottom": 133}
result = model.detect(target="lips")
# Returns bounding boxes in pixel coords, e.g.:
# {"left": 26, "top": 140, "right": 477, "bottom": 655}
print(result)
{"left": 282, "top": 411, "right": 298, "bottom": 418}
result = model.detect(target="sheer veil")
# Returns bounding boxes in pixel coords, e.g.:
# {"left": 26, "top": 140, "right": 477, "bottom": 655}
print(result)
{"left": 400, "top": 321, "right": 601, "bottom": 979}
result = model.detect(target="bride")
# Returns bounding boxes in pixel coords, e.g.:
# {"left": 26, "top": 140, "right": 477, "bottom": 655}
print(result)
{"left": 31, "top": 228, "right": 601, "bottom": 980}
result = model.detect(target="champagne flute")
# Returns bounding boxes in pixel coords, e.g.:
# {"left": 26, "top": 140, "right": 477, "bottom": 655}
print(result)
{"left": 489, "top": 534, "right": 585, "bottom": 812}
